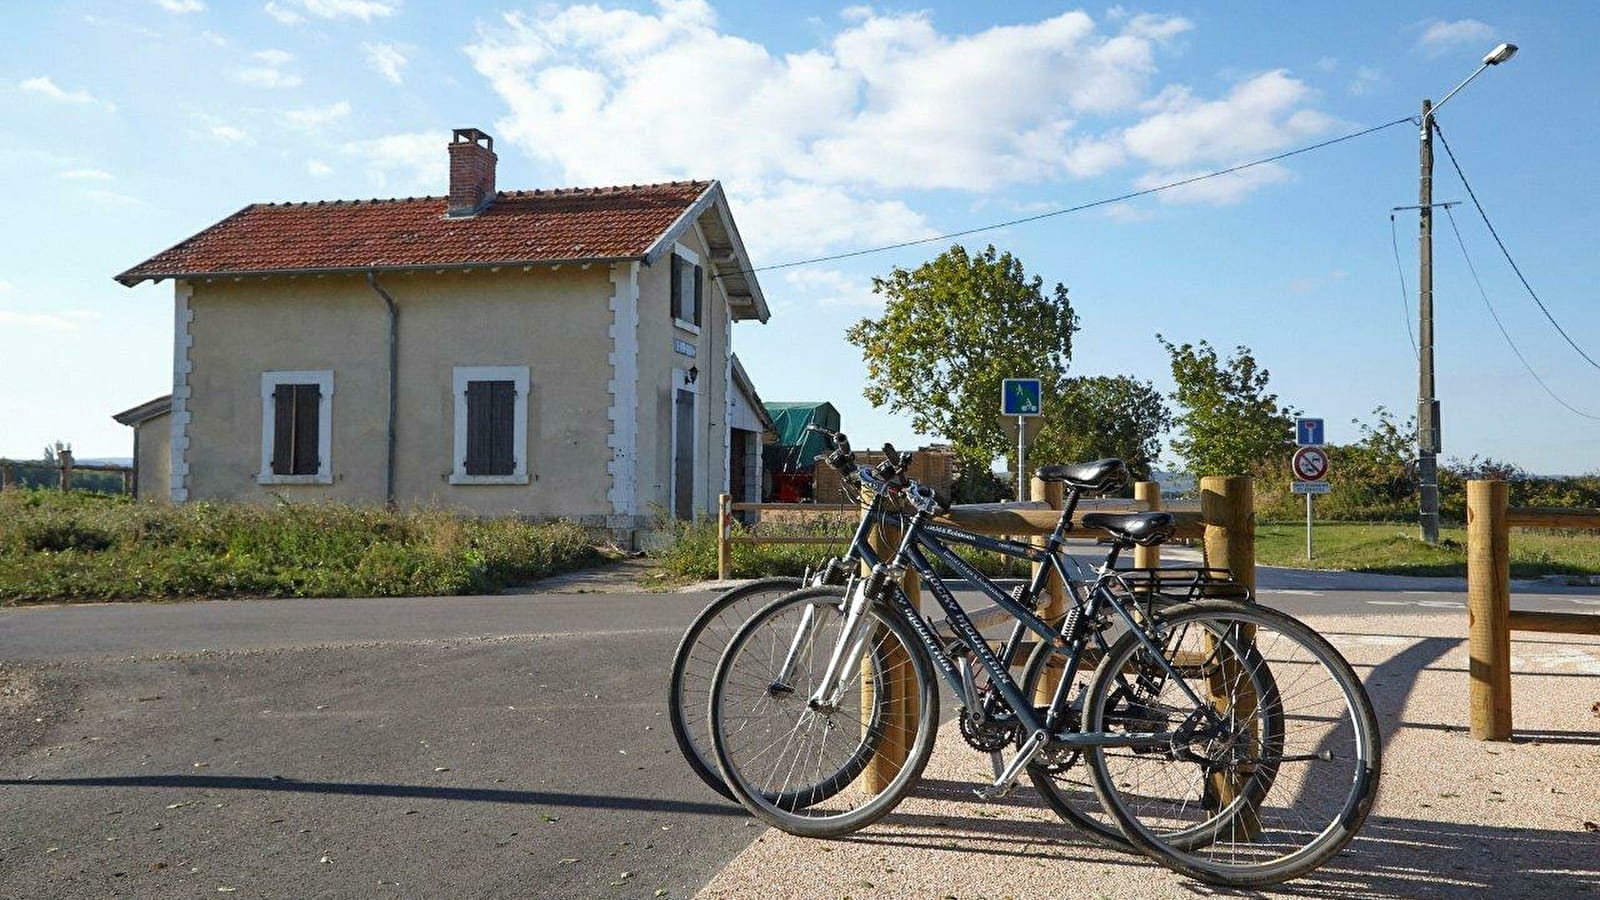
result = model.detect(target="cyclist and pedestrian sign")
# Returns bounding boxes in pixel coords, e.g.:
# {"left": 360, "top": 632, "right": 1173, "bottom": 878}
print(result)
{"left": 1002, "top": 378, "right": 1042, "bottom": 416}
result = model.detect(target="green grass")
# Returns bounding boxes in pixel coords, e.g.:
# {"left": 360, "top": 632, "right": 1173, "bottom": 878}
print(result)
{"left": 0, "top": 488, "right": 610, "bottom": 604}
{"left": 1255, "top": 521, "right": 1600, "bottom": 578}
{"left": 647, "top": 514, "right": 1035, "bottom": 586}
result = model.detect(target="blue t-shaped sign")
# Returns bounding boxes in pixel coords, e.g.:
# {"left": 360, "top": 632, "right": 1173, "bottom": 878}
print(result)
{"left": 1296, "top": 417, "right": 1325, "bottom": 447}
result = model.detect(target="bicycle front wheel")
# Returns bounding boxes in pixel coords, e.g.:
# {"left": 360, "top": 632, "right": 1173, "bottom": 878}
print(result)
{"left": 668, "top": 577, "right": 804, "bottom": 799}
{"left": 709, "top": 586, "right": 939, "bottom": 837}
{"left": 1084, "top": 600, "right": 1380, "bottom": 887}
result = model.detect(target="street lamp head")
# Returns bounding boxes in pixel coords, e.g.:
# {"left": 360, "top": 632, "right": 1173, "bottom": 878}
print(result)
{"left": 1483, "top": 43, "right": 1518, "bottom": 65}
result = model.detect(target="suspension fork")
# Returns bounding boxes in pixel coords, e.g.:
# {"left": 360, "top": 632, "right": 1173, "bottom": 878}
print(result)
{"left": 807, "top": 515, "right": 920, "bottom": 710}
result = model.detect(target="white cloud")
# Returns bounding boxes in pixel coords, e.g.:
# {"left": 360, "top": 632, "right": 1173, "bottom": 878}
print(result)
{"left": 1136, "top": 163, "right": 1290, "bottom": 206}
{"left": 307, "top": 159, "right": 333, "bottom": 176}
{"left": 0, "top": 310, "right": 97, "bottom": 331}
{"left": 781, "top": 268, "right": 880, "bottom": 309}
{"left": 1416, "top": 19, "right": 1495, "bottom": 57}
{"left": 271, "top": 0, "right": 398, "bottom": 22}
{"left": 342, "top": 131, "right": 440, "bottom": 193}
{"left": 210, "top": 124, "right": 249, "bottom": 142}
{"left": 363, "top": 42, "right": 409, "bottom": 83}
{"left": 155, "top": 0, "right": 206, "bottom": 12}
{"left": 264, "top": 2, "right": 304, "bottom": 24}
{"left": 1315, "top": 56, "right": 1338, "bottom": 73}
{"left": 237, "top": 49, "right": 301, "bottom": 88}
{"left": 284, "top": 100, "right": 351, "bottom": 129}
{"left": 18, "top": 76, "right": 111, "bottom": 110}
{"left": 1122, "top": 70, "right": 1333, "bottom": 169}
{"left": 1349, "top": 66, "right": 1382, "bottom": 96}
{"left": 60, "top": 168, "right": 114, "bottom": 181}
{"left": 465, "top": 3, "right": 1331, "bottom": 251}
{"left": 0, "top": 279, "right": 13, "bottom": 296}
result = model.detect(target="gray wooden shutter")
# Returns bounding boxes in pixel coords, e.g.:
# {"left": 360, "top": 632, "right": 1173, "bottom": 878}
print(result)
{"left": 465, "top": 380, "right": 491, "bottom": 475}
{"left": 693, "top": 263, "right": 703, "bottom": 326}
{"left": 271, "top": 385, "right": 295, "bottom": 475}
{"left": 488, "top": 381, "right": 516, "bottom": 475}
{"left": 292, "top": 384, "right": 321, "bottom": 475}
{"left": 670, "top": 253, "right": 683, "bottom": 320}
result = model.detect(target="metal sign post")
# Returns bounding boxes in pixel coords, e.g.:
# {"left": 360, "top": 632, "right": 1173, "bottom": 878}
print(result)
{"left": 1001, "top": 378, "right": 1042, "bottom": 500}
{"left": 1291, "top": 444, "right": 1332, "bottom": 561}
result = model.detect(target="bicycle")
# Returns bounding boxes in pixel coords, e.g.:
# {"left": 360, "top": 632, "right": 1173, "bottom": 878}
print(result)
{"left": 670, "top": 430, "right": 1234, "bottom": 851}
{"left": 706, "top": 459, "right": 1381, "bottom": 886}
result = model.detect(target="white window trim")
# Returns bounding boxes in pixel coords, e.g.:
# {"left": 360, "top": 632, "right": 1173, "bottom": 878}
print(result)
{"left": 451, "top": 365, "right": 531, "bottom": 485}
{"left": 670, "top": 367, "right": 701, "bottom": 519}
{"left": 672, "top": 242, "right": 703, "bottom": 335}
{"left": 257, "top": 370, "right": 334, "bottom": 485}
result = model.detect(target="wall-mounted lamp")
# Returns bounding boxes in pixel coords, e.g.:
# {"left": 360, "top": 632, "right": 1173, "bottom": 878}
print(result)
{"left": 685, "top": 366, "right": 699, "bottom": 385}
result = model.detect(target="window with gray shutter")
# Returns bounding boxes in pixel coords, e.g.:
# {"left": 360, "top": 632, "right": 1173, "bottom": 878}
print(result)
{"left": 671, "top": 253, "right": 702, "bottom": 326}
{"left": 464, "top": 379, "right": 517, "bottom": 476}
{"left": 270, "top": 383, "right": 321, "bottom": 476}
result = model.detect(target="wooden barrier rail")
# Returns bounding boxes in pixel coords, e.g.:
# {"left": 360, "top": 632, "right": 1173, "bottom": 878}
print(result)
{"left": 1466, "top": 479, "right": 1600, "bottom": 741}
{"left": 0, "top": 449, "right": 134, "bottom": 495}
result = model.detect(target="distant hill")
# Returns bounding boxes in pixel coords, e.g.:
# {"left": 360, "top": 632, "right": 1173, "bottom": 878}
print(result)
{"left": 1152, "top": 469, "right": 1196, "bottom": 497}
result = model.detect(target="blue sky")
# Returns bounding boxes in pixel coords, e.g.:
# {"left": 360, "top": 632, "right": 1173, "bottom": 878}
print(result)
{"left": 2, "top": 1, "right": 1597, "bottom": 474}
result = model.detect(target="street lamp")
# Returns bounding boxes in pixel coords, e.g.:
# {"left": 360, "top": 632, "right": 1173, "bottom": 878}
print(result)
{"left": 1415, "top": 42, "right": 1518, "bottom": 545}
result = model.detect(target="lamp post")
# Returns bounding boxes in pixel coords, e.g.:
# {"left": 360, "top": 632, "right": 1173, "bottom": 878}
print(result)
{"left": 1416, "top": 42, "right": 1517, "bottom": 544}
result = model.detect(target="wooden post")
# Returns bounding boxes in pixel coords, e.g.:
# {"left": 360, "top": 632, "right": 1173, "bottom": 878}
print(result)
{"left": 861, "top": 501, "right": 919, "bottom": 794}
{"left": 1467, "top": 479, "right": 1513, "bottom": 740}
{"left": 1031, "top": 475, "right": 1067, "bottom": 704}
{"left": 0, "top": 461, "right": 11, "bottom": 491}
{"left": 123, "top": 468, "right": 134, "bottom": 497}
{"left": 59, "top": 449, "right": 74, "bottom": 492}
{"left": 717, "top": 492, "right": 732, "bottom": 581}
{"left": 1134, "top": 480, "right": 1161, "bottom": 570}
{"left": 1199, "top": 475, "right": 1258, "bottom": 838}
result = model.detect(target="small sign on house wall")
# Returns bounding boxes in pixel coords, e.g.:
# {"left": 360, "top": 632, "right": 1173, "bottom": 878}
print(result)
{"left": 674, "top": 338, "right": 697, "bottom": 358}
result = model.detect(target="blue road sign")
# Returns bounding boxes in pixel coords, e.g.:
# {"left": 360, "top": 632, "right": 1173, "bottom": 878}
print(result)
{"left": 1295, "top": 417, "right": 1325, "bottom": 447}
{"left": 1002, "top": 378, "right": 1042, "bottom": 416}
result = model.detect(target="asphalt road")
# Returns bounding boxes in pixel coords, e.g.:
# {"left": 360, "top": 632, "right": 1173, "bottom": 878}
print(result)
{"left": 1, "top": 566, "right": 1594, "bottom": 899}
{"left": 0, "top": 589, "right": 758, "bottom": 900}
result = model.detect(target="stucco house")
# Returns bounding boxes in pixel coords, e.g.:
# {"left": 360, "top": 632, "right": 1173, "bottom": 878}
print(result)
{"left": 114, "top": 128, "right": 770, "bottom": 542}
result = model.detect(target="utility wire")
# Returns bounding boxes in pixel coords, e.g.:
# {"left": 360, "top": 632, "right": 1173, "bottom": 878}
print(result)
{"left": 1442, "top": 205, "right": 1600, "bottom": 420}
{"left": 1432, "top": 122, "right": 1600, "bottom": 373}
{"left": 717, "top": 116, "right": 1416, "bottom": 277}
{"left": 1388, "top": 213, "right": 1418, "bottom": 358}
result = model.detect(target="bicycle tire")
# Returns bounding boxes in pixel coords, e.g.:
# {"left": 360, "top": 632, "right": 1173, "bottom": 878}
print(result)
{"left": 709, "top": 586, "right": 939, "bottom": 837}
{"left": 1085, "top": 600, "right": 1380, "bottom": 887}
{"left": 668, "top": 577, "right": 804, "bottom": 800}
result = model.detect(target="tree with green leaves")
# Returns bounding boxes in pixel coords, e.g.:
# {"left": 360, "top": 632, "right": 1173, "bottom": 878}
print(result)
{"left": 1032, "top": 375, "right": 1171, "bottom": 483}
{"left": 845, "top": 244, "right": 1078, "bottom": 468}
{"left": 1159, "top": 336, "right": 1297, "bottom": 477}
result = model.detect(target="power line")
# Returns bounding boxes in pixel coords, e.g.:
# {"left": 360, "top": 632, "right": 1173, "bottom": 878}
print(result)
{"left": 1432, "top": 122, "right": 1600, "bottom": 373}
{"left": 1442, "top": 205, "right": 1600, "bottom": 420}
{"left": 718, "top": 116, "right": 1416, "bottom": 277}
{"left": 1388, "top": 213, "right": 1418, "bottom": 358}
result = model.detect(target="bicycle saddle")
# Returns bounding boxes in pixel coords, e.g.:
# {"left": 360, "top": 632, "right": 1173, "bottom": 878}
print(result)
{"left": 1081, "top": 511, "right": 1175, "bottom": 546}
{"left": 1034, "top": 458, "right": 1127, "bottom": 492}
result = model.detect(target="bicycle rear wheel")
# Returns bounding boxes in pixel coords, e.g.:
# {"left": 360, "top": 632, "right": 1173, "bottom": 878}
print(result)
{"left": 709, "top": 586, "right": 939, "bottom": 837}
{"left": 1085, "top": 600, "right": 1380, "bottom": 887}
{"left": 668, "top": 577, "right": 804, "bottom": 799}
{"left": 1023, "top": 602, "right": 1281, "bottom": 854}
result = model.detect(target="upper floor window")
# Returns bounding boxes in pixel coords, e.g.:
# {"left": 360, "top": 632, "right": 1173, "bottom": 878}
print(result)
{"left": 670, "top": 245, "right": 703, "bottom": 329}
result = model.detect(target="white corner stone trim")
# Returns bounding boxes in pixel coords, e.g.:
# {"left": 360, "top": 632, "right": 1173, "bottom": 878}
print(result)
{"left": 169, "top": 281, "right": 194, "bottom": 503}
{"left": 606, "top": 262, "right": 641, "bottom": 516}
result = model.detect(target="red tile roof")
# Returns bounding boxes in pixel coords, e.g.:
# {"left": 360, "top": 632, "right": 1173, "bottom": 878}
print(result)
{"left": 116, "top": 180, "right": 713, "bottom": 285}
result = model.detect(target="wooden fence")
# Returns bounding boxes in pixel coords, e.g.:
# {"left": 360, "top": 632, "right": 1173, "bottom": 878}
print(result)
{"left": 0, "top": 449, "right": 134, "bottom": 495}
{"left": 1466, "top": 479, "right": 1600, "bottom": 740}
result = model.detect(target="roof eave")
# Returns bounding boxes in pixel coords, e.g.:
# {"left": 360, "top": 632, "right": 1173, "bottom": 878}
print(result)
{"left": 115, "top": 255, "right": 645, "bottom": 287}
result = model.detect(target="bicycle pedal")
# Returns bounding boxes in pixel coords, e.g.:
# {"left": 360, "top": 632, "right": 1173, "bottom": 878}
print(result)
{"left": 972, "top": 782, "right": 1016, "bottom": 802}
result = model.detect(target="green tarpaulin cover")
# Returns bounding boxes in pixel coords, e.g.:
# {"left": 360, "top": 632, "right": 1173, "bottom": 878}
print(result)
{"left": 762, "top": 402, "right": 840, "bottom": 472}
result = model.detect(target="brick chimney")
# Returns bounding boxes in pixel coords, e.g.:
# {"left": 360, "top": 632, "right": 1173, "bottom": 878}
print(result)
{"left": 447, "top": 128, "right": 496, "bottom": 217}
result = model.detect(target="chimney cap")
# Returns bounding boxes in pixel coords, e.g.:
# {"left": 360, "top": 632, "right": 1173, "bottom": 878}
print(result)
{"left": 452, "top": 127, "right": 493, "bottom": 152}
